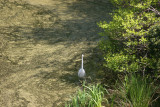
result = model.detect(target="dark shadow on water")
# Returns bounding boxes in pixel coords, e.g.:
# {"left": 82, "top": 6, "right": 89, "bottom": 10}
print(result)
{"left": 59, "top": 47, "right": 105, "bottom": 85}
{"left": 0, "top": 1, "right": 115, "bottom": 106}
{"left": 25, "top": 46, "right": 105, "bottom": 85}
{"left": 0, "top": 0, "right": 115, "bottom": 87}
{"left": 1, "top": 0, "right": 114, "bottom": 45}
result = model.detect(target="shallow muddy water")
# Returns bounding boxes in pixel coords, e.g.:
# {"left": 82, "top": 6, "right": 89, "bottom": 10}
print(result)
{"left": 0, "top": 0, "right": 113, "bottom": 106}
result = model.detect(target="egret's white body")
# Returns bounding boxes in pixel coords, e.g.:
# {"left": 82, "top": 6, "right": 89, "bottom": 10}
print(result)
{"left": 78, "top": 54, "right": 85, "bottom": 78}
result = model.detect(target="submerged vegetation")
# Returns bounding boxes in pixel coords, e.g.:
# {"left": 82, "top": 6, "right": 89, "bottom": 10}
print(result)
{"left": 0, "top": 0, "right": 112, "bottom": 106}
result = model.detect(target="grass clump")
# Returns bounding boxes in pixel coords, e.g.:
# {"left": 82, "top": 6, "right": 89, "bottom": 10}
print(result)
{"left": 65, "top": 82, "right": 108, "bottom": 107}
{"left": 116, "top": 74, "right": 155, "bottom": 107}
{"left": 125, "top": 75, "right": 153, "bottom": 107}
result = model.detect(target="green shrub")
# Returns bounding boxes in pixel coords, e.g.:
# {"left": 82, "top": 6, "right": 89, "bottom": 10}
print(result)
{"left": 98, "top": 0, "right": 160, "bottom": 75}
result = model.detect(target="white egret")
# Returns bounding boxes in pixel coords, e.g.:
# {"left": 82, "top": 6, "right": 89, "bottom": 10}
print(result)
{"left": 78, "top": 54, "right": 86, "bottom": 78}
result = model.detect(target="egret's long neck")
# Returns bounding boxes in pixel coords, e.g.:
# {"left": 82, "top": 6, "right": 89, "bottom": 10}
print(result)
{"left": 81, "top": 55, "right": 83, "bottom": 69}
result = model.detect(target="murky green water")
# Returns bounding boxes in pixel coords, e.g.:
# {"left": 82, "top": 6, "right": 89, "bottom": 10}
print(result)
{"left": 0, "top": 0, "right": 113, "bottom": 106}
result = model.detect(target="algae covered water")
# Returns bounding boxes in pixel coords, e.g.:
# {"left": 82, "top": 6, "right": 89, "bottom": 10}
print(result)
{"left": 0, "top": 0, "right": 113, "bottom": 106}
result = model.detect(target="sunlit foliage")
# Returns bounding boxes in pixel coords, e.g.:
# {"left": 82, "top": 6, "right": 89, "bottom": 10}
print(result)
{"left": 98, "top": 0, "right": 160, "bottom": 75}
